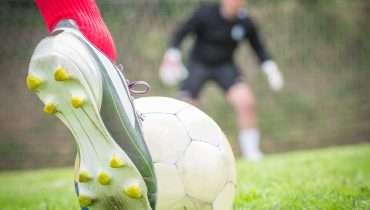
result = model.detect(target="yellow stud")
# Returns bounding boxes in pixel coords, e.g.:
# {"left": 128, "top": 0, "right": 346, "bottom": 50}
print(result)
{"left": 44, "top": 102, "right": 57, "bottom": 114}
{"left": 54, "top": 67, "right": 69, "bottom": 81}
{"left": 124, "top": 184, "right": 142, "bottom": 199}
{"left": 78, "top": 171, "right": 90, "bottom": 183}
{"left": 26, "top": 75, "right": 42, "bottom": 90}
{"left": 70, "top": 96, "right": 84, "bottom": 108}
{"left": 97, "top": 172, "right": 110, "bottom": 185}
{"left": 110, "top": 155, "right": 125, "bottom": 168}
{"left": 78, "top": 195, "right": 93, "bottom": 207}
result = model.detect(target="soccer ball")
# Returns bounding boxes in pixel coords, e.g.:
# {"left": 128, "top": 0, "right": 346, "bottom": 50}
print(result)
{"left": 134, "top": 97, "right": 237, "bottom": 210}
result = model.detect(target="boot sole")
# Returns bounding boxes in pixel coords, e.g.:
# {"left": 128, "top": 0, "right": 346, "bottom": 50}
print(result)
{"left": 27, "top": 39, "right": 151, "bottom": 209}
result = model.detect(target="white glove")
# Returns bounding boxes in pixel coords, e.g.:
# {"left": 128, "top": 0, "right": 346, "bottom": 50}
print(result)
{"left": 261, "top": 60, "right": 284, "bottom": 91}
{"left": 159, "top": 48, "right": 188, "bottom": 86}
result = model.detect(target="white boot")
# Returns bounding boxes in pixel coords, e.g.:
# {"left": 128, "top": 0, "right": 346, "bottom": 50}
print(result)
{"left": 27, "top": 19, "right": 155, "bottom": 209}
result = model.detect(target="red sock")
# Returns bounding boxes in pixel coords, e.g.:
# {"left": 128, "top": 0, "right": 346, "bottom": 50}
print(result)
{"left": 36, "top": 0, "right": 117, "bottom": 62}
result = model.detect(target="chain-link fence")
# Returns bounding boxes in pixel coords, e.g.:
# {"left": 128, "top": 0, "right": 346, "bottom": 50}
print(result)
{"left": 0, "top": 0, "right": 369, "bottom": 170}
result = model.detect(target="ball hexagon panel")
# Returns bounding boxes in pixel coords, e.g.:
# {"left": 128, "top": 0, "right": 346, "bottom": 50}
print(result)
{"left": 141, "top": 113, "right": 191, "bottom": 163}
{"left": 176, "top": 106, "right": 221, "bottom": 146}
{"left": 177, "top": 141, "right": 228, "bottom": 203}
{"left": 213, "top": 182, "right": 236, "bottom": 210}
{"left": 155, "top": 163, "right": 186, "bottom": 210}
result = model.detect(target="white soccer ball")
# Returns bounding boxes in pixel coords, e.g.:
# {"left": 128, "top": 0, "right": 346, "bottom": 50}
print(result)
{"left": 134, "top": 97, "right": 237, "bottom": 210}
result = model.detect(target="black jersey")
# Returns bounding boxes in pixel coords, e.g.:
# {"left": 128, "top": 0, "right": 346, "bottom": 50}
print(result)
{"left": 171, "top": 3, "right": 270, "bottom": 66}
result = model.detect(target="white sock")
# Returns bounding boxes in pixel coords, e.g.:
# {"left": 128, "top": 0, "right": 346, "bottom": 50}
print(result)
{"left": 239, "top": 129, "right": 263, "bottom": 160}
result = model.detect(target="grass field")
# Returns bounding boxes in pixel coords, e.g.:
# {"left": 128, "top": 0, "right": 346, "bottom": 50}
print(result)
{"left": 0, "top": 144, "right": 369, "bottom": 210}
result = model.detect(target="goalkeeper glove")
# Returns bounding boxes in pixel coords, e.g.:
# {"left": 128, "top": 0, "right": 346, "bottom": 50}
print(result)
{"left": 159, "top": 48, "right": 188, "bottom": 86}
{"left": 261, "top": 60, "right": 284, "bottom": 91}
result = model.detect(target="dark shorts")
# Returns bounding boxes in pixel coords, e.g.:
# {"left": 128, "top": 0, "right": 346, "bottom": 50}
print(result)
{"left": 178, "top": 60, "right": 245, "bottom": 99}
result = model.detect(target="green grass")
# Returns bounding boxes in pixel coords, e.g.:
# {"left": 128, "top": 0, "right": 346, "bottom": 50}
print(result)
{"left": 0, "top": 144, "right": 369, "bottom": 210}
{"left": 235, "top": 144, "right": 370, "bottom": 209}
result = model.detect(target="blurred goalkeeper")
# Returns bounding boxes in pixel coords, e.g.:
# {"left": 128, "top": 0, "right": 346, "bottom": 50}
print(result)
{"left": 159, "top": 0, "right": 284, "bottom": 160}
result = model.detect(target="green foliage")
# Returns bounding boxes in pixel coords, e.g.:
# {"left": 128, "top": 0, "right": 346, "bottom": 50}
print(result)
{"left": 0, "top": 145, "right": 369, "bottom": 209}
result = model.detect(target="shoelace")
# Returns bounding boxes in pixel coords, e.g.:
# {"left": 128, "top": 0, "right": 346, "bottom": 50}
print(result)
{"left": 128, "top": 81, "right": 150, "bottom": 122}
{"left": 128, "top": 81, "right": 150, "bottom": 94}
{"left": 118, "top": 64, "right": 150, "bottom": 122}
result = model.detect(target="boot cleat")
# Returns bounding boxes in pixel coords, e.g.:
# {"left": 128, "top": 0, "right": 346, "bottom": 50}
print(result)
{"left": 97, "top": 172, "right": 110, "bottom": 185}
{"left": 78, "top": 171, "right": 91, "bottom": 183}
{"left": 110, "top": 155, "right": 125, "bottom": 168}
{"left": 124, "top": 184, "right": 142, "bottom": 199}
{"left": 54, "top": 67, "right": 69, "bottom": 81}
{"left": 26, "top": 75, "right": 42, "bottom": 90}
{"left": 70, "top": 96, "right": 84, "bottom": 108}
{"left": 43, "top": 102, "right": 57, "bottom": 114}
{"left": 78, "top": 195, "right": 94, "bottom": 207}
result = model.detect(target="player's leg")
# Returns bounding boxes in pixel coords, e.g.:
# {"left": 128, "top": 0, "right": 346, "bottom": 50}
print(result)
{"left": 227, "top": 83, "right": 263, "bottom": 160}
{"left": 214, "top": 62, "right": 263, "bottom": 160}
{"left": 227, "top": 83, "right": 257, "bottom": 129}
{"left": 35, "top": 0, "right": 116, "bottom": 62}
{"left": 177, "top": 60, "right": 211, "bottom": 106}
